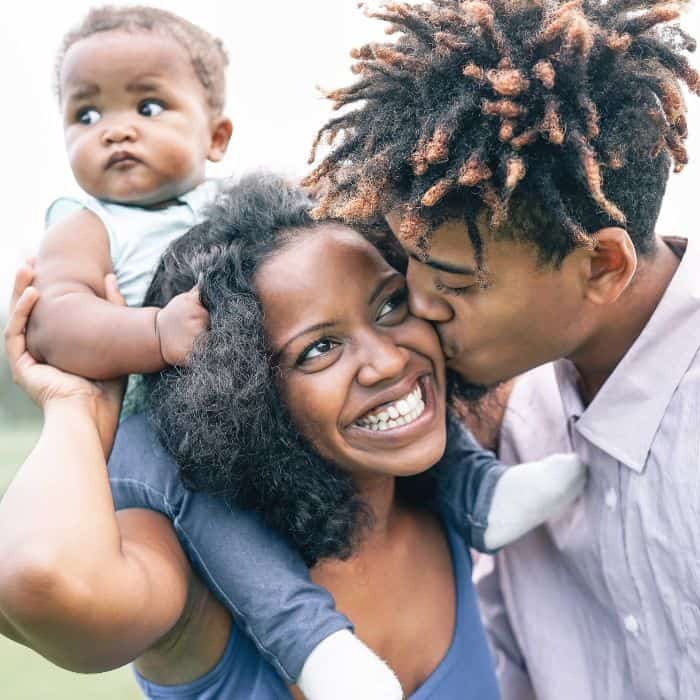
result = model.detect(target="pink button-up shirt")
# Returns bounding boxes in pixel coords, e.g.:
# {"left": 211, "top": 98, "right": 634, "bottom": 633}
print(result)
{"left": 476, "top": 237, "right": 700, "bottom": 700}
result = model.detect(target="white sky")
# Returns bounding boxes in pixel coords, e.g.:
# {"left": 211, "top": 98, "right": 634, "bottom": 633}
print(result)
{"left": 1, "top": 1, "right": 699, "bottom": 312}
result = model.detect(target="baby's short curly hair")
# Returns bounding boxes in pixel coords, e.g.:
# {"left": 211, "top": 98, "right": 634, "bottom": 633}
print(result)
{"left": 56, "top": 5, "right": 228, "bottom": 113}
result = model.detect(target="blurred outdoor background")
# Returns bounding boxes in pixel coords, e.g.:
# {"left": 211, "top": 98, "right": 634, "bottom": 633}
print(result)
{"left": 0, "top": 1, "right": 698, "bottom": 697}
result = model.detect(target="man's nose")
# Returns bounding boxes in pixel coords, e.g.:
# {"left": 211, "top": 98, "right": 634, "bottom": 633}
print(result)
{"left": 406, "top": 260, "right": 453, "bottom": 323}
{"left": 356, "top": 331, "right": 410, "bottom": 387}
{"left": 101, "top": 120, "right": 137, "bottom": 146}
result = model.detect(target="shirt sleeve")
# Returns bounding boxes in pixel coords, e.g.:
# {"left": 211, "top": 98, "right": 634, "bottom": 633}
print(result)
{"left": 475, "top": 556, "right": 537, "bottom": 700}
{"left": 107, "top": 414, "right": 352, "bottom": 684}
{"left": 433, "top": 413, "right": 507, "bottom": 552}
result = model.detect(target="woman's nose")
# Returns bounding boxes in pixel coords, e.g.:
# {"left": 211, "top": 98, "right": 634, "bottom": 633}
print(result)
{"left": 406, "top": 259, "right": 453, "bottom": 323}
{"left": 101, "top": 121, "right": 137, "bottom": 146}
{"left": 356, "top": 332, "right": 410, "bottom": 387}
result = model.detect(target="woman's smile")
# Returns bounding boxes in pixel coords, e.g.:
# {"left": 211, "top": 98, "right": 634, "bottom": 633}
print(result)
{"left": 345, "top": 373, "right": 439, "bottom": 448}
{"left": 256, "top": 222, "right": 447, "bottom": 478}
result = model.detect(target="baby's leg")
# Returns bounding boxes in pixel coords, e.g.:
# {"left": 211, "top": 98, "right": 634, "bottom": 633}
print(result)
{"left": 435, "top": 414, "right": 585, "bottom": 552}
{"left": 483, "top": 454, "right": 586, "bottom": 550}
{"left": 108, "top": 415, "right": 402, "bottom": 699}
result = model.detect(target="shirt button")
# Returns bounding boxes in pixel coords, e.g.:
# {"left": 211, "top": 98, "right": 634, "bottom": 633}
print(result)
{"left": 605, "top": 488, "right": 618, "bottom": 510}
{"left": 624, "top": 615, "right": 640, "bottom": 635}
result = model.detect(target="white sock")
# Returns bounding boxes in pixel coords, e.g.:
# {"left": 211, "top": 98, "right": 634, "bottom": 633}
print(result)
{"left": 297, "top": 629, "right": 403, "bottom": 700}
{"left": 483, "top": 453, "right": 587, "bottom": 551}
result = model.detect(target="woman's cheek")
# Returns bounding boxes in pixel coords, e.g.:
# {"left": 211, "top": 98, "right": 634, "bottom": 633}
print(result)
{"left": 287, "top": 372, "right": 349, "bottom": 463}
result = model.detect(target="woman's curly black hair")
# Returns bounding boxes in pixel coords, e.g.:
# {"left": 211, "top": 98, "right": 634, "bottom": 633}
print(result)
{"left": 142, "top": 173, "right": 434, "bottom": 566}
{"left": 305, "top": 0, "right": 698, "bottom": 265}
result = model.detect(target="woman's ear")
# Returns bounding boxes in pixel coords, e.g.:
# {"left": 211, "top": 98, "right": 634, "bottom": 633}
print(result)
{"left": 583, "top": 227, "right": 638, "bottom": 305}
{"left": 207, "top": 117, "right": 234, "bottom": 162}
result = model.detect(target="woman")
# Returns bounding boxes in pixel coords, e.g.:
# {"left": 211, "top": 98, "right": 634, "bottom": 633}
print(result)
{"left": 0, "top": 175, "right": 500, "bottom": 698}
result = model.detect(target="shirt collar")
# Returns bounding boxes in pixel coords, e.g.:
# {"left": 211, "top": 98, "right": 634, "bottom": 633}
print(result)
{"left": 554, "top": 236, "right": 700, "bottom": 472}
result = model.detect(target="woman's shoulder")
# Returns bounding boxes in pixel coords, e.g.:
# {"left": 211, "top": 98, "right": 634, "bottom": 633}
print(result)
{"left": 134, "top": 577, "right": 291, "bottom": 699}
{"left": 134, "top": 575, "right": 237, "bottom": 692}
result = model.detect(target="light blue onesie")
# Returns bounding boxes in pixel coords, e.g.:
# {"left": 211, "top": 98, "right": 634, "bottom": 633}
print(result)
{"left": 45, "top": 179, "right": 220, "bottom": 307}
{"left": 45, "top": 180, "right": 221, "bottom": 415}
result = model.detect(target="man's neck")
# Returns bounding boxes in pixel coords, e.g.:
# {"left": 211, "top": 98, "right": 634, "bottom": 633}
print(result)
{"left": 570, "top": 237, "right": 683, "bottom": 404}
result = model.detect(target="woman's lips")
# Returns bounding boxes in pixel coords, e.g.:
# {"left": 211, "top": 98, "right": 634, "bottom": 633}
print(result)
{"left": 354, "top": 382, "right": 425, "bottom": 431}
{"left": 345, "top": 375, "right": 438, "bottom": 445}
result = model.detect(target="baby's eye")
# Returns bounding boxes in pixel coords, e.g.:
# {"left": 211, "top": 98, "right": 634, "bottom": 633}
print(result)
{"left": 77, "top": 107, "right": 101, "bottom": 125}
{"left": 377, "top": 288, "right": 408, "bottom": 322}
{"left": 299, "top": 338, "right": 338, "bottom": 364}
{"left": 138, "top": 99, "right": 165, "bottom": 117}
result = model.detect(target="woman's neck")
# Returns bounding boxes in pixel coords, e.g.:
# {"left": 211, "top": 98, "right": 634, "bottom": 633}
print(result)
{"left": 354, "top": 472, "right": 401, "bottom": 543}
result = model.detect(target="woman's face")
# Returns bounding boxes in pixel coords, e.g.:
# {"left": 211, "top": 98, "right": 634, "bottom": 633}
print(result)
{"left": 255, "top": 223, "right": 447, "bottom": 479}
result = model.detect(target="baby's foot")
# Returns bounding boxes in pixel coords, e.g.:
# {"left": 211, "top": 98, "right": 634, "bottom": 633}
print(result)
{"left": 483, "top": 454, "right": 587, "bottom": 551}
{"left": 298, "top": 629, "right": 403, "bottom": 699}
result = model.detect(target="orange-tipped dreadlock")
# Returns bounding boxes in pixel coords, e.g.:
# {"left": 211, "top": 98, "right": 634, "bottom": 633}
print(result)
{"left": 305, "top": 0, "right": 698, "bottom": 264}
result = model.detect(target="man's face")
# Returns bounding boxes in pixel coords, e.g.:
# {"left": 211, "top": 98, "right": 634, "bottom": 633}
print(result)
{"left": 387, "top": 213, "right": 594, "bottom": 386}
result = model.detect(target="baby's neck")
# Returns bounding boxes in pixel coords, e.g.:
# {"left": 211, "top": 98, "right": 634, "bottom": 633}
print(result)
{"left": 95, "top": 176, "right": 205, "bottom": 210}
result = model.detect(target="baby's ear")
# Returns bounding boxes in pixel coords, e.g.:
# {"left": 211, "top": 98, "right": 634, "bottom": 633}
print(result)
{"left": 208, "top": 116, "right": 233, "bottom": 162}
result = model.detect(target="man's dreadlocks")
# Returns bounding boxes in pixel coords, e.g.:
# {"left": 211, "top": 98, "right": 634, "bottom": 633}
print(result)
{"left": 305, "top": 0, "right": 699, "bottom": 264}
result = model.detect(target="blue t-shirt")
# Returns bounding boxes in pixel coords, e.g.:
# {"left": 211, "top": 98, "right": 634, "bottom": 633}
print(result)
{"left": 132, "top": 524, "right": 499, "bottom": 700}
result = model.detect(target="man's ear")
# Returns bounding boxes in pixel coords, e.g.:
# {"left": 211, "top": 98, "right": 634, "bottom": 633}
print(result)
{"left": 207, "top": 116, "right": 233, "bottom": 162}
{"left": 584, "top": 227, "right": 637, "bottom": 305}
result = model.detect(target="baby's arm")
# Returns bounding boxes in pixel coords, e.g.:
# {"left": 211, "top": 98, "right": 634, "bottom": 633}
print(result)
{"left": 108, "top": 416, "right": 403, "bottom": 700}
{"left": 27, "top": 209, "right": 205, "bottom": 379}
{"left": 435, "top": 414, "right": 586, "bottom": 552}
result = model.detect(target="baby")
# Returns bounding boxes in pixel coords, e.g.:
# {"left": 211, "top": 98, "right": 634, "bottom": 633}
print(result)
{"left": 28, "top": 6, "right": 396, "bottom": 698}
{"left": 27, "top": 6, "right": 586, "bottom": 700}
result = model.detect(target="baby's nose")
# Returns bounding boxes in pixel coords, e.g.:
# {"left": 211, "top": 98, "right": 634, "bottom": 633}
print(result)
{"left": 101, "top": 122, "right": 137, "bottom": 145}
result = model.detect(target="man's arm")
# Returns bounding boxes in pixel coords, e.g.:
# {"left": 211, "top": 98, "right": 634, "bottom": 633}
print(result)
{"left": 26, "top": 208, "right": 166, "bottom": 378}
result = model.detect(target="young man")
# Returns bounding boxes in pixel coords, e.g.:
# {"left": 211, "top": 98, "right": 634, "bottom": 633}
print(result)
{"left": 307, "top": 0, "right": 700, "bottom": 697}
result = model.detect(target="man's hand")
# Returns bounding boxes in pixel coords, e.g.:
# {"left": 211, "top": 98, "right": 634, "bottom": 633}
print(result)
{"left": 155, "top": 286, "right": 209, "bottom": 367}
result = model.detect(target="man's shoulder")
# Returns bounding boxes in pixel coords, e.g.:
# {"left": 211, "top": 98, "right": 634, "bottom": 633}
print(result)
{"left": 499, "top": 363, "right": 569, "bottom": 464}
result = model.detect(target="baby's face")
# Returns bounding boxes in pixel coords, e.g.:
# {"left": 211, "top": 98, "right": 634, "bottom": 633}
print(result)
{"left": 60, "top": 31, "right": 228, "bottom": 206}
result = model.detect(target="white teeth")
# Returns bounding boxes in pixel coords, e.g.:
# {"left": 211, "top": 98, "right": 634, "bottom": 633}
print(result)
{"left": 355, "top": 384, "right": 427, "bottom": 432}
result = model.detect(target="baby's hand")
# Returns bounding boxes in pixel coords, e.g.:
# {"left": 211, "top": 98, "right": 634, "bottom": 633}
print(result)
{"left": 156, "top": 286, "right": 209, "bottom": 367}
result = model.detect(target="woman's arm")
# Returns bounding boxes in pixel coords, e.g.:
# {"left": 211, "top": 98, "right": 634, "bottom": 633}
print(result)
{"left": 0, "top": 267, "right": 190, "bottom": 672}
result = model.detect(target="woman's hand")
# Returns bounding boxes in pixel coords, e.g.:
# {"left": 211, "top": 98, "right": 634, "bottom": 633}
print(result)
{"left": 5, "top": 263, "right": 125, "bottom": 451}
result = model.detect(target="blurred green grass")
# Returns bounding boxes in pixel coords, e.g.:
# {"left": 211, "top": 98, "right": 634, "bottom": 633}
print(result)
{"left": 0, "top": 422, "right": 141, "bottom": 699}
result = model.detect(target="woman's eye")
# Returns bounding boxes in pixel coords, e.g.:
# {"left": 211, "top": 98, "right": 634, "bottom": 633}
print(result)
{"left": 77, "top": 108, "right": 101, "bottom": 125}
{"left": 138, "top": 99, "right": 165, "bottom": 117}
{"left": 377, "top": 288, "right": 408, "bottom": 321}
{"left": 299, "top": 339, "right": 338, "bottom": 363}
